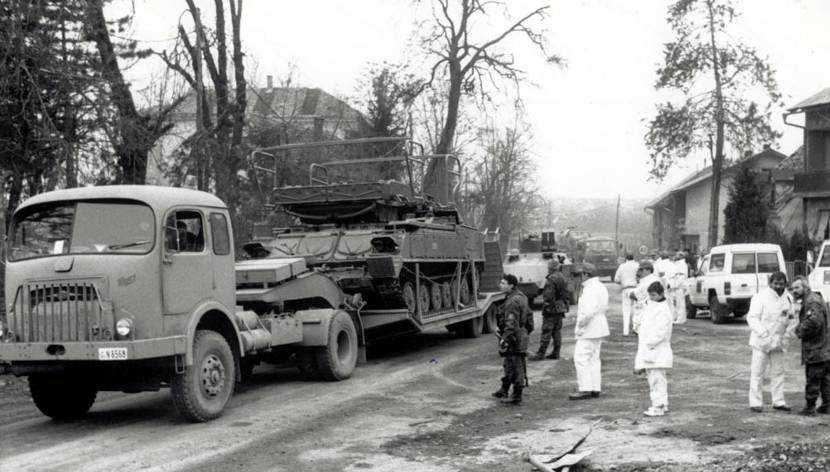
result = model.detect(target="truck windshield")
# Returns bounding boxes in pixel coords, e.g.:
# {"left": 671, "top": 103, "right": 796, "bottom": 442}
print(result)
{"left": 585, "top": 241, "right": 615, "bottom": 252}
{"left": 9, "top": 201, "right": 155, "bottom": 261}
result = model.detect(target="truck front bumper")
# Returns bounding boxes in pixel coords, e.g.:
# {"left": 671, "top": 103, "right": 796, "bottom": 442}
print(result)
{"left": 0, "top": 336, "right": 187, "bottom": 363}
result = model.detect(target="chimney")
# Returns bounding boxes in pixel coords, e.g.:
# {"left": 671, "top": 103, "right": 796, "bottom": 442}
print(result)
{"left": 267, "top": 75, "right": 273, "bottom": 88}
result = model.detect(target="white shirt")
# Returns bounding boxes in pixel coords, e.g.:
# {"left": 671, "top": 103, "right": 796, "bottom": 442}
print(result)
{"left": 575, "top": 277, "right": 610, "bottom": 339}
{"left": 747, "top": 287, "right": 796, "bottom": 352}
{"left": 614, "top": 260, "right": 639, "bottom": 288}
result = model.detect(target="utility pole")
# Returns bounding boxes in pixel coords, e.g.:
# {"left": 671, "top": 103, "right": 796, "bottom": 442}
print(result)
{"left": 193, "top": 7, "right": 206, "bottom": 190}
{"left": 614, "top": 194, "right": 621, "bottom": 257}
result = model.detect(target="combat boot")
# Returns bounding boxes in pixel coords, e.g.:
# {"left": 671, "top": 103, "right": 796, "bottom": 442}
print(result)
{"left": 491, "top": 381, "right": 510, "bottom": 399}
{"left": 529, "top": 352, "right": 546, "bottom": 361}
{"left": 502, "top": 386, "right": 522, "bottom": 404}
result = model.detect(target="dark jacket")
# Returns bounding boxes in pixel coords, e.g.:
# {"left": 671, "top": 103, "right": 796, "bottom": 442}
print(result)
{"left": 795, "top": 291, "right": 830, "bottom": 364}
{"left": 542, "top": 270, "right": 570, "bottom": 315}
{"left": 498, "top": 288, "right": 533, "bottom": 353}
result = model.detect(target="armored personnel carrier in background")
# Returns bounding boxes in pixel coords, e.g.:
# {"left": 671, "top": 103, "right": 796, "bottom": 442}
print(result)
{"left": 243, "top": 138, "right": 502, "bottom": 339}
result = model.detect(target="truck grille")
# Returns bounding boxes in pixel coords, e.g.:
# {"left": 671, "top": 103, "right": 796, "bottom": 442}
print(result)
{"left": 7, "top": 281, "right": 114, "bottom": 342}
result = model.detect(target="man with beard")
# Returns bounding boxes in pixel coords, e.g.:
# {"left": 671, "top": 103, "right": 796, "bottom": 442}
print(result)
{"left": 791, "top": 276, "right": 830, "bottom": 416}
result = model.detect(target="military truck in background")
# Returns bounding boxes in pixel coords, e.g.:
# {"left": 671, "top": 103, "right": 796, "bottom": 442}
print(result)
{"left": 0, "top": 138, "right": 505, "bottom": 422}
{"left": 502, "top": 229, "right": 570, "bottom": 305}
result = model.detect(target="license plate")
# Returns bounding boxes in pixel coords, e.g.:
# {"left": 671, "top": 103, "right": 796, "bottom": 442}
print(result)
{"left": 98, "top": 347, "right": 128, "bottom": 361}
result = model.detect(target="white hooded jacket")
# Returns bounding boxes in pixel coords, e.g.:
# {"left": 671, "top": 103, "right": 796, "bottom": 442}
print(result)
{"left": 635, "top": 298, "right": 673, "bottom": 369}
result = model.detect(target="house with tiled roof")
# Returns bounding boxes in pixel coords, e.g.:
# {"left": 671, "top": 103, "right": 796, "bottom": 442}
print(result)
{"left": 147, "top": 76, "right": 370, "bottom": 185}
{"left": 644, "top": 147, "right": 788, "bottom": 253}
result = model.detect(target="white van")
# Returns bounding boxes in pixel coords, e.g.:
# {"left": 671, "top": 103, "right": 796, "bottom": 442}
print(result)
{"left": 686, "top": 243, "right": 786, "bottom": 323}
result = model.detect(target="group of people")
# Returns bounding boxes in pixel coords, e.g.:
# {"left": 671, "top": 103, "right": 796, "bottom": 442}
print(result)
{"left": 492, "top": 254, "right": 830, "bottom": 418}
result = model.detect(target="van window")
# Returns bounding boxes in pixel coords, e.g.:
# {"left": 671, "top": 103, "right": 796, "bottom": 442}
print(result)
{"left": 731, "top": 253, "right": 756, "bottom": 274}
{"left": 757, "top": 252, "right": 780, "bottom": 272}
{"left": 709, "top": 253, "right": 725, "bottom": 272}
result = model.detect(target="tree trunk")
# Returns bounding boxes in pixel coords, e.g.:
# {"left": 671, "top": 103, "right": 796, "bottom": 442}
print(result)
{"left": 706, "top": 0, "right": 724, "bottom": 249}
{"left": 424, "top": 63, "right": 462, "bottom": 204}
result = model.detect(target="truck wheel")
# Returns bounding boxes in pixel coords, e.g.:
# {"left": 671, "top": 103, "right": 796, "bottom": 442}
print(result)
{"left": 315, "top": 311, "right": 358, "bottom": 381}
{"left": 686, "top": 296, "right": 697, "bottom": 319}
{"left": 458, "top": 314, "right": 484, "bottom": 338}
{"left": 482, "top": 305, "right": 498, "bottom": 334}
{"left": 430, "top": 283, "right": 443, "bottom": 310}
{"left": 709, "top": 295, "right": 728, "bottom": 324}
{"left": 172, "top": 330, "right": 236, "bottom": 422}
{"left": 29, "top": 373, "right": 97, "bottom": 420}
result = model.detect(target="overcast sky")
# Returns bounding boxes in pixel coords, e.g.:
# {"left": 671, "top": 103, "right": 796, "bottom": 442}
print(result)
{"left": 119, "top": 0, "right": 830, "bottom": 200}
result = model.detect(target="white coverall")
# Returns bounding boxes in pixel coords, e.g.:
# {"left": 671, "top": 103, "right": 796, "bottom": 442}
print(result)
{"left": 635, "top": 298, "right": 674, "bottom": 409}
{"left": 614, "top": 260, "right": 640, "bottom": 336}
{"left": 632, "top": 272, "right": 661, "bottom": 333}
{"left": 574, "top": 277, "right": 610, "bottom": 392}
{"left": 746, "top": 287, "right": 797, "bottom": 408}
{"left": 671, "top": 259, "right": 689, "bottom": 324}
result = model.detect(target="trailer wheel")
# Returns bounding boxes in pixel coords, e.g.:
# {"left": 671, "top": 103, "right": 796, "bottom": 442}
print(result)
{"left": 458, "top": 314, "right": 484, "bottom": 339}
{"left": 29, "top": 373, "right": 97, "bottom": 420}
{"left": 296, "top": 348, "right": 322, "bottom": 380}
{"left": 482, "top": 305, "right": 498, "bottom": 334}
{"left": 172, "top": 330, "right": 236, "bottom": 422}
{"left": 315, "top": 311, "right": 358, "bottom": 381}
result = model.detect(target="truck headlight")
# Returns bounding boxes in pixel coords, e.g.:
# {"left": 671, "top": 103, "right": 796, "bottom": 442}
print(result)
{"left": 116, "top": 318, "right": 133, "bottom": 338}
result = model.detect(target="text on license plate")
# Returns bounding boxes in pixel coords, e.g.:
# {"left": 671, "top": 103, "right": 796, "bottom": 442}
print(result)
{"left": 98, "top": 347, "right": 128, "bottom": 361}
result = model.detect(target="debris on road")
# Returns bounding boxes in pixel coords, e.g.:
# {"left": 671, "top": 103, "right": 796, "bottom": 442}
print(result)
{"left": 528, "top": 420, "right": 601, "bottom": 471}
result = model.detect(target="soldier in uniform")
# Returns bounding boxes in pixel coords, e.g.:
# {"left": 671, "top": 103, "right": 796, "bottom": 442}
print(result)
{"left": 792, "top": 276, "right": 830, "bottom": 416}
{"left": 492, "top": 274, "right": 534, "bottom": 404}
{"left": 531, "top": 259, "right": 570, "bottom": 360}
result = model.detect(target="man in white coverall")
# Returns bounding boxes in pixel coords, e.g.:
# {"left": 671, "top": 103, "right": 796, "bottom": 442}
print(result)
{"left": 671, "top": 251, "right": 689, "bottom": 324}
{"left": 747, "top": 271, "right": 798, "bottom": 412}
{"left": 569, "top": 262, "right": 610, "bottom": 400}
{"left": 614, "top": 253, "right": 639, "bottom": 336}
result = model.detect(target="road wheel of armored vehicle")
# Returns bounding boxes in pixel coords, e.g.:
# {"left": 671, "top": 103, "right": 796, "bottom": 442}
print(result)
{"left": 686, "top": 296, "right": 697, "bottom": 319}
{"left": 315, "top": 311, "right": 359, "bottom": 381}
{"left": 458, "top": 314, "right": 484, "bottom": 339}
{"left": 418, "top": 284, "right": 430, "bottom": 315}
{"left": 440, "top": 283, "right": 452, "bottom": 309}
{"left": 296, "top": 348, "right": 322, "bottom": 380}
{"left": 709, "top": 294, "right": 728, "bottom": 324}
{"left": 172, "top": 330, "right": 236, "bottom": 422}
{"left": 402, "top": 281, "right": 417, "bottom": 314}
{"left": 482, "top": 305, "right": 498, "bottom": 334}
{"left": 430, "top": 283, "right": 443, "bottom": 310}
{"left": 29, "top": 373, "right": 97, "bottom": 420}
{"left": 459, "top": 276, "right": 472, "bottom": 305}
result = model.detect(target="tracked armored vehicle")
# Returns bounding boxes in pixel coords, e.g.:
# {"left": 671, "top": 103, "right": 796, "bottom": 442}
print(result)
{"left": 244, "top": 138, "right": 501, "bottom": 339}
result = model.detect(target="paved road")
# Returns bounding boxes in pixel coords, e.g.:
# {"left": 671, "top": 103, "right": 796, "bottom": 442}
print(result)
{"left": 1, "top": 283, "right": 825, "bottom": 471}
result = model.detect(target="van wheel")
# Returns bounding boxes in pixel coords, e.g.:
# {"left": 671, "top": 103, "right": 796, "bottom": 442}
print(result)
{"left": 685, "top": 296, "right": 697, "bottom": 319}
{"left": 172, "top": 330, "right": 236, "bottom": 422}
{"left": 315, "top": 311, "right": 358, "bottom": 381}
{"left": 709, "top": 295, "right": 728, "bottom": 324}
{"left": 29, "top": 374, "right": 97, "bottom": 420}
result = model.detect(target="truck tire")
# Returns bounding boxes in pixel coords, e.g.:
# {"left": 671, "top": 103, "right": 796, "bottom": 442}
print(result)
{"left": 172, "top": 330, "right": 236, "bottom": 422}
{"left": 458, "top": 314, "right": 484, "bottom": 338}
{"left": 296, "top": 348, "right": 322, "bottom": 380}
{"left": 709, "top": 294, "right": 728, "bottom": 324}
{"left": 29, "top": 373, "right": 97, "bottom": 420}
{"left": 686, "top": 296, "right": 697, "bottom": 319}
{"left": 482, "top": 305, "right": 498, "bottom": 334}
{"left": 315, "top": 311, "right": 358, "bottom": 381}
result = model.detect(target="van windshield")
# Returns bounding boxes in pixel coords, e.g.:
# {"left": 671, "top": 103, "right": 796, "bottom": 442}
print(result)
{"left": 9, "top": 201, "right": 155, "bottom": 261}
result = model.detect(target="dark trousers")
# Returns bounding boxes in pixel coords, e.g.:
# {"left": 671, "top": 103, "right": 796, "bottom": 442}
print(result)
{"left": 537, "top": 314, "right": 564, "bottom": 356}
{"left": 501, "top": 354, "right": 526, "bottom": 390}
{"left": 805, "top": 360, "right": 830, "bottom": 406}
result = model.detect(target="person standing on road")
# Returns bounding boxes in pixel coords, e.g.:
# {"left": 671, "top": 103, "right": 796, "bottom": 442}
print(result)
{"left": 635, "top": 281, "right": 673, "bottom": 417}
{"left": 492, "top": 274, "right": 533, "bottom": 405}
{"left": 614, "top": 253, "right": 639, "bottom": 336}
{"left": 791, "top": 276, "right": 830, "bottom": 416}
{"left": 671, "top": 251, "right": 689, "bottom": 324}
{"left": 569, "top": 263, "right": 610, "bottom": 400}
{"left": 531, "top": 259, "right": 570, "bottom": 360}
{"left": 655, "top": 252, "right": 676, "bottom": 319}
{"left": 747, "top": 271, "right": 797, "bottom": 413}
{"left": 630, "top": 260, "right": 661, "bottom": 334}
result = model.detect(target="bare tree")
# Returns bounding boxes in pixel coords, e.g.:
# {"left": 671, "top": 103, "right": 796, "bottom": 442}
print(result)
{"left": 418, "top": 0, "right": 560, "bottom": 202}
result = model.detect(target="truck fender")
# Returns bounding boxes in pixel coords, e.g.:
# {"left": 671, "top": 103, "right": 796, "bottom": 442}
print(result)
{"left": 294, "top": 308, "right": 361, "bottom": 347}
{"left": 183, "top": 301, "right": 244, "bottom": 366}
